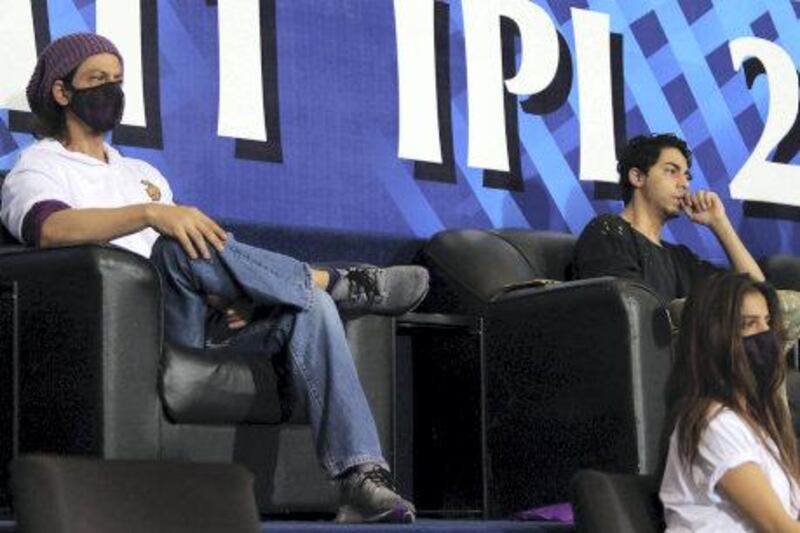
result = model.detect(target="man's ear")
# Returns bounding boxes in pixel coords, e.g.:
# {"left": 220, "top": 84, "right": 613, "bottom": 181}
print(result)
{"left": 51, "top": 80, "right": 70, "bottom": 107}
{"left": 628, "top": 168, "right": 646, "bottom": 189}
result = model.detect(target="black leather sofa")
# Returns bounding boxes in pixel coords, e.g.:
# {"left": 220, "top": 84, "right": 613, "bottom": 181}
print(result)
{"left": 415, "top": 228, "right": 675, "bottom": 516}
{"left": 0, "top": 221, "right": 424, "bottom": 514}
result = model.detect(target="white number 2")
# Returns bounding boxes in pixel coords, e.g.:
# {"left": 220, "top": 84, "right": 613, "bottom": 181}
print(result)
{"left": 729, "top": 37, "right": 800, "bottom": 206}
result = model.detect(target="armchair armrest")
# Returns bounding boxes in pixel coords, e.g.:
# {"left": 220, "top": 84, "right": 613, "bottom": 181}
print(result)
{"left": 481, "top": 276, "right": 673, "bottom": 509}
{"left": 0, "top": 245, "right": 163, "bottom": 458}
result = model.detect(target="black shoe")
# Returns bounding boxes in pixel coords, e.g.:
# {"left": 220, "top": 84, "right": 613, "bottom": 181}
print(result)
{"left": 336, "top": 465, "right": 416, "bottom": 523}
{"left": 331, "top": 265, "right": 429, "bottom": 316}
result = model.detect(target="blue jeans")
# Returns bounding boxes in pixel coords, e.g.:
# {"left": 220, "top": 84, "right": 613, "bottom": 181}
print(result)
{"left": 150, "top": 235, "right": 386, "bottom": 477}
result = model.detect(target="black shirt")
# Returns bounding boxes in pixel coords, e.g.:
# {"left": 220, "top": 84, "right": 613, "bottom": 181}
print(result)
{"left": 573, "top": 214, "right": 723, "bottom": 301}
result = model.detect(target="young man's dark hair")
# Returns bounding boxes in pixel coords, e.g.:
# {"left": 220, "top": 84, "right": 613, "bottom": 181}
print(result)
{"left": 617, "top": 133, "right": 693, "bottom": 204}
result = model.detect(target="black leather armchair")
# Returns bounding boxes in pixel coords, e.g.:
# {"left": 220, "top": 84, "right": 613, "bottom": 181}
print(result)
{"left": 415, "top": 228, "right": 674, "bottom": 516}
{"left": 0, "top": 223, "right": 424, "bottom": 514}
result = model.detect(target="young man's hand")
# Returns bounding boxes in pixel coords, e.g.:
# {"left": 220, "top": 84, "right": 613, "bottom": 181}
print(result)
{"left": 680, "top": 190, "right": 728, "bottom": 229}
{"left": 145, "top": 204, "right": 228, "bottom": 259}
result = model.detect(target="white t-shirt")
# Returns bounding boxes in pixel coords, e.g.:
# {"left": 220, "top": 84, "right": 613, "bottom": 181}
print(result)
{"left": 660, "top": 406, "right": 800, "bottom": 533}
{"left": 1, "top": 138, "right": 174, "bottom": 258}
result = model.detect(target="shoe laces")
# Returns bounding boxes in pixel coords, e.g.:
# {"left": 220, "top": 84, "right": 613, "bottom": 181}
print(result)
{"left": 345, "top": 268, "right": 383, "bottom": 303}
{"left": 357, "top": 465, "right": 397, "bottom": 493}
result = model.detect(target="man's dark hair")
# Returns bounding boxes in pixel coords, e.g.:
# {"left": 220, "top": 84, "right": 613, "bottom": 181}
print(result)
{"left": 617, "top": 133, "right": 692, "bottom": 204}
{"left": 30, "top": 68, "right": 76, "bottom": 140}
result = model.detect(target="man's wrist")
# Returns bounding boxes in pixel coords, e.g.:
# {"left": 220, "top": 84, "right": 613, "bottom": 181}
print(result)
{"left": 708, "top": 215, "right": 732, "bottom": 235}
{"left": 141, "top": 203, "right": 156, "bottom": 227}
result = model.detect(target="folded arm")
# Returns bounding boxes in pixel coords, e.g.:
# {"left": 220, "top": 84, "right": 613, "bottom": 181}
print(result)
{"left": 41, "top": 204, "right": 228, "bottom": 259}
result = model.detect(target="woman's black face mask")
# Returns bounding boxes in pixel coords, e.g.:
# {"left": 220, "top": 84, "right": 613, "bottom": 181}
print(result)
{"left": 743, "top": 330, "right": 781, "bottom": 390}
{"left": 67, "top": 81, "right": 125, "bottom": 133}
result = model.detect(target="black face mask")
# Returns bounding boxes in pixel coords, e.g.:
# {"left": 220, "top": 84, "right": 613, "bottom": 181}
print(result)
{"left": 67, "top": 81, "right": 125, "bottom": 133}
{"left": 743, "top": 330, "right": 781, "bottom": 390}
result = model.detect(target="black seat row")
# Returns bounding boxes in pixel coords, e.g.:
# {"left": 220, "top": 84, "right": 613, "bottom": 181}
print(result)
{"left": 2, "top": 222, "right": 798, "bottom": 521}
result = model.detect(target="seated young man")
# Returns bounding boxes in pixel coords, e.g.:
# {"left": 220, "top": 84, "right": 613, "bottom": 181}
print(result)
{"left": 573, "top": 132, "right": 800, "bottom": 426}
{"left": 1, "top": 32, "right": 428, "bottom": 524}
{"left": 573, "top": 133, "right": 763, "bottom": 298}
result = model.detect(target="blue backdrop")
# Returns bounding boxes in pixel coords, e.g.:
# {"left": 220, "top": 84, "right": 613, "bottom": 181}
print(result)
{"left": 1, "top": 0, "right": 799, "bottom": 265}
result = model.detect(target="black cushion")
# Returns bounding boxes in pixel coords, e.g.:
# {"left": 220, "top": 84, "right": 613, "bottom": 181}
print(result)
{"left": 12, "top": 455, "right": 262, "bottom": 533}
{"left": 160, "top": 341, "right": 294, "bottom": 425}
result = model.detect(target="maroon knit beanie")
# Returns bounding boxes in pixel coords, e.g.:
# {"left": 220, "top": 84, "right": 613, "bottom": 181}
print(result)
{"left": 26, "top": 32, "right": 123, "bottom": 115}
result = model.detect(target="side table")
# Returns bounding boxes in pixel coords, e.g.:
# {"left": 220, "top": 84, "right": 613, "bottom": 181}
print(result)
{"left": 394, "top": 312, "right": 487, "bottom": 518}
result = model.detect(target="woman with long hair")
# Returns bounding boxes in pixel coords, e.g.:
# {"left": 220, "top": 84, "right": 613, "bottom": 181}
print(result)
{"left": 660, "top": 272, "right": 800, "bottom": 532}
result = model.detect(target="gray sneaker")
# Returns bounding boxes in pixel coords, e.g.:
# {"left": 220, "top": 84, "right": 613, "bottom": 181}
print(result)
{"left": 335, "top": 465, "right": 416, "bottom": 523}
{"left": 331, "top": 265, "right": 429, "bottom": 317}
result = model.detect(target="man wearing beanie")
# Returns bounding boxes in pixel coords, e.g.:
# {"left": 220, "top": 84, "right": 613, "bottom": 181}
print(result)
{"left": 1, "top": 32, "right": 425, "bottom": 524}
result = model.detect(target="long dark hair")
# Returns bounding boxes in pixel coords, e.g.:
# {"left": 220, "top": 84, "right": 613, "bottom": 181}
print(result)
{"left": 30, "top": 67, "right": 76, "bottom": 140}
{"left": 664, "top": 272, "right": 798, "bottom": 483}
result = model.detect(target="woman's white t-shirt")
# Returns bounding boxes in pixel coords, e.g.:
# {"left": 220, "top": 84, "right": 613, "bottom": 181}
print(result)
{"left": 660, "top": 407, "right": 800, "bottom": 533}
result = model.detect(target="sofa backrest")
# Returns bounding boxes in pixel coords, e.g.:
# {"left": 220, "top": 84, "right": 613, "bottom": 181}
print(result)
{"left": 489, "top": 228, "right": 577, "bottom": 281}
{"left": 419, "top": 228, "right": 577, "bottom": 313}
{"left": 761, "top": 254, "right": 800, "bottom": 291}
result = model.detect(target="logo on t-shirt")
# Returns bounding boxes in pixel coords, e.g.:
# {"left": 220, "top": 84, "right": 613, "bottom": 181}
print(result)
{"left": 141, "top": 180, "right": 162, "bottom": 202}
